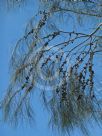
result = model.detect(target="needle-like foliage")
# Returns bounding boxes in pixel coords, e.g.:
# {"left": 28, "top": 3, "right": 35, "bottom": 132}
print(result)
{"left": 1, "top": 0, "right": 102, "bottom": 135}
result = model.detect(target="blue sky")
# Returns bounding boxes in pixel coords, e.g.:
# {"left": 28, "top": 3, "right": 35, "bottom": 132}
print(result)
{"left": 0, "top": 1, "right": 102, "bottom": 136}
{"left": 0, "top": 1, "right": 53, "bottom": 136}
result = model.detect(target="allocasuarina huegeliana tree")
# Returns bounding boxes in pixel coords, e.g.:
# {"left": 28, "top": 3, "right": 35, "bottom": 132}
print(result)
{"left": 1, "top": 0, "right": 102, "bottom": 135}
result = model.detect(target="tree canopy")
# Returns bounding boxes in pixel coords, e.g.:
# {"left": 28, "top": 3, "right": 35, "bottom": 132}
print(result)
{"left": 1, "top": 0, "right": 102, "bottom": 135}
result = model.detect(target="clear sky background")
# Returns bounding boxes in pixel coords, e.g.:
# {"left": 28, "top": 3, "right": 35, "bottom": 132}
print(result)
{"left": 0, "top": 1, "right": 102, "bottom": 136}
